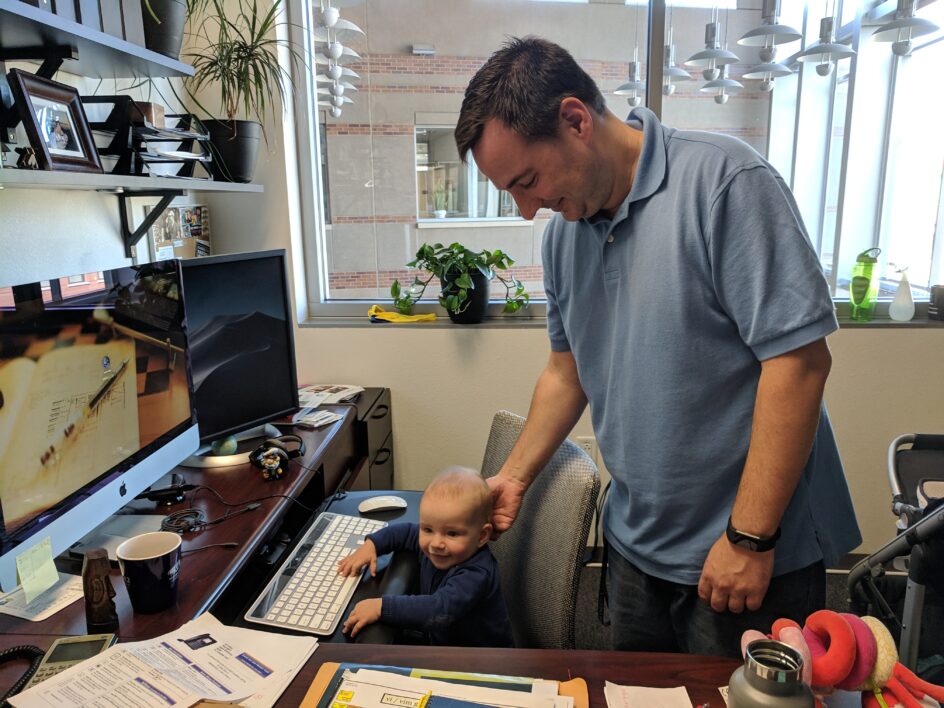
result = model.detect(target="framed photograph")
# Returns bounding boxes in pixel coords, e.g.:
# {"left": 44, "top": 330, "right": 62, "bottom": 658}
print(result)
{"left": 7, "top": 69, "right": 103, "bottom": 174}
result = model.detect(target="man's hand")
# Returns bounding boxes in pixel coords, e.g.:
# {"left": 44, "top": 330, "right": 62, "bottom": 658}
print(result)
{"left": 342, "top": 598, "right": 382, "bottom": 637}
{"left": 697, "top": 534, "right": 774, "bottom": 613}
{"left": 486, "top": 474, "right": 528, "bottom": 537}
{"left": 337, "top": 539, "right": 378, "bottom": 577}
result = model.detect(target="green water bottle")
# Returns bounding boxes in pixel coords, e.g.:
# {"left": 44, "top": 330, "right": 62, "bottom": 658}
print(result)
{"left": 850, "top": 248, "right": 881, "bottom": 322}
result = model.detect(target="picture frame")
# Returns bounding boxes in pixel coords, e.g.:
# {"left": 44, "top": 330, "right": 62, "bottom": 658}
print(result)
{"left": 6, "top": 69, "right": 103, "bottom": 174}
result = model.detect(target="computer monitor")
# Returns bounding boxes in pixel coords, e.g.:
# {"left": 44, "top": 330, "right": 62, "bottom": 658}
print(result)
{"left": 0, "top": 261, "right": 199, "bottom": 592}
{"left": 179, "top": 250, "right": 299, "bottom": 448}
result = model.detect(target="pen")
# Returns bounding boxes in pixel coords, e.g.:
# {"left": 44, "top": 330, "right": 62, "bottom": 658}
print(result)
{"left": 40, "top": 357, "right": 130, "bottom": 466}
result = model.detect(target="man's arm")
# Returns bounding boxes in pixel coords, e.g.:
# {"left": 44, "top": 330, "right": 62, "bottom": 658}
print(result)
{"left": 489, "top": 350, "right": 588, "bottom": 533}
{"left": 698, "top": 337, "right": 832, "bottom": 613}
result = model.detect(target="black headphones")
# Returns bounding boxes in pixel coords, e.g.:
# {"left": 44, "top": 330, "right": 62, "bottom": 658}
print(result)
{"left": 248, "top": 435, "right": 306, "bottom": 481}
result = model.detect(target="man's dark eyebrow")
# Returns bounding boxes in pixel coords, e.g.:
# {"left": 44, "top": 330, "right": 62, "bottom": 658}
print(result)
{"left": 503, "top": 170, "right": 531, "bottom": 191}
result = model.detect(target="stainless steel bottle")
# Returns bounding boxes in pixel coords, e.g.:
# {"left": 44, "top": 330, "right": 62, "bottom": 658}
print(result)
{"left": 728, "top": 639, "right": 815, "bottom": 707}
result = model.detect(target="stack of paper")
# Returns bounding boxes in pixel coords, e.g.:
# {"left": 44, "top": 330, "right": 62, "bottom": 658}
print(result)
{"left": 10, "top": 613, "right": 317, "bottom": 708}
{"left": 327, "top": 669, "right": 573, "bottom": 708}
{"left": 298, "top": 384, "right": 365, "bottom": 407}
{"left": 603, "top": 681, "right": 693, "bottom": 708}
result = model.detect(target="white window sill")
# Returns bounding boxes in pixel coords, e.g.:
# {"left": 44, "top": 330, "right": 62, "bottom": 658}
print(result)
{"left": 416, "top": 218, "right": 532, "bottom": 229}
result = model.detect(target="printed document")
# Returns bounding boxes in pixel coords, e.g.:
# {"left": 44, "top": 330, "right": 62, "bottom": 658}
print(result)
{"left": 9, "top": 613, "right": 317, "bottom": 708}
{"left": 603, "top": 681, "right": 692, "bottom": 708}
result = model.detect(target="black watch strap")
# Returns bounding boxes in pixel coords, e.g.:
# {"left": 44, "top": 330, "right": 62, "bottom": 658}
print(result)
{"left": 725, "top": 516, "right": 781, "bottom": 552}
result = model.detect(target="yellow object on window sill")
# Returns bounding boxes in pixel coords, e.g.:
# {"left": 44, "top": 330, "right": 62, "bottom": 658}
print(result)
{"left": 368, "top": 305, "right": 437, "bottom": 323}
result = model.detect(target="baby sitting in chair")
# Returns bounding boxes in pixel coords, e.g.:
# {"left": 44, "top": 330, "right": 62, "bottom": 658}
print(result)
{"left": 337, "top": 466, "right": 514, "bottom": 647}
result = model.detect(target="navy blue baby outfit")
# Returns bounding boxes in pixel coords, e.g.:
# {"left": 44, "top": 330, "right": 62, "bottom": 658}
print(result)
{"left": 366, "top": 522, "right": 514, "bottom": 647}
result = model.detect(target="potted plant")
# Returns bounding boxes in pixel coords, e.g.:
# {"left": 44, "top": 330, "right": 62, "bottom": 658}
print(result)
{"left": 140, "top": 0, "right": 192, "bottom": 60}
{"left": 181, "top": 0, "right": 302, "bottom": 182}
{"left": 432, "top": 187, "right": 447, "bottom": 219}
{"left": 390, "top": 242, "right": 529, "bottom": 324}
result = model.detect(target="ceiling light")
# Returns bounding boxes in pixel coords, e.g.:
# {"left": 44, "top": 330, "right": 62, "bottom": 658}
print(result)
{"left": 872, "top": 0, "right": 939, "bottom": 56}
{"left": 686, "top": 21, "right": 739, "bottom": 81}
{"left": 796, "top": 16, "right": 855, "bottom": 76}
{"left": 738, "top": 0, "right": 801, "bottom": 62}
{"left": 662, "top": 28, "right": 690, "bottom": 96}
{"left": 699, "top": 64, "right": 743, "bottom": 104}
{"left": 742, "top": 61, "right": 792, "bottom": 91}
{"left": 614, "top": 60, "right": 646, "bottom": 107}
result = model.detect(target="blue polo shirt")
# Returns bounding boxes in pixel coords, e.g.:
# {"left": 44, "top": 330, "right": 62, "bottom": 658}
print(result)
{"left": 542, "top": 108, "right": 861, "bottom": 585}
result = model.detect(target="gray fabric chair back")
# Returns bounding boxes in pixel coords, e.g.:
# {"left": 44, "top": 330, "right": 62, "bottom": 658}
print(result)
{"left": 480, "top": 410, "right": 600, "bottom": 649}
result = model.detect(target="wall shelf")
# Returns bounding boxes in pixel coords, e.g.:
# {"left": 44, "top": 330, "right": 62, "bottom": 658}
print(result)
{"left": 0, "top": 0, "right": 194, "bottom": 78}
{"left": 0, "top": 169, "right": 263, "bottom": 192}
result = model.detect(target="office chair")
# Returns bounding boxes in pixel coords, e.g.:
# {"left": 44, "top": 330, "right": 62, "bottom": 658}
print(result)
{"left": 480, "top": 410, "right": 600, "bottom": 649}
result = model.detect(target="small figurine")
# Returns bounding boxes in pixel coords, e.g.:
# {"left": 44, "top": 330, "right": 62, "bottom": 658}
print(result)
{"left": 82, "top": 548, "right": 118, "bottom": 633}
{"left": 259, "top": 448, "right": 286, "bottom": 481}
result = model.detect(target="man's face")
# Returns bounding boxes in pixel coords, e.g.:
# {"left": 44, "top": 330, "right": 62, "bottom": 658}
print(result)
{"left": 471, "top": 115, "right": 603, "bottom": 221}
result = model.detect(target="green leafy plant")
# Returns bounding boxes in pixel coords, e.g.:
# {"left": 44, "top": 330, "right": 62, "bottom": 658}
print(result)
{"left": 182, "top": 0, "right": 303, "bottom": 125}
{"left": 390, "top": 242, "right": 530, "bottom": 316}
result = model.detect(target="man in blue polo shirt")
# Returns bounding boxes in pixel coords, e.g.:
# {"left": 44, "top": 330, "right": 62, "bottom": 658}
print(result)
{"left": 455, "top": 37, "right": 861, "bottom": 657}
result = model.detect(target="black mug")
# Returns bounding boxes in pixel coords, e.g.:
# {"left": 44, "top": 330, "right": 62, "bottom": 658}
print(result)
{"left": 116, "top": 531, "right": 181, "bottom": 614}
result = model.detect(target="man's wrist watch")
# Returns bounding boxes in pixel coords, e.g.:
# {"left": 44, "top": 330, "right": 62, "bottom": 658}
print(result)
{"left": 725, "top": 516, "right": 781, "bottom": 552}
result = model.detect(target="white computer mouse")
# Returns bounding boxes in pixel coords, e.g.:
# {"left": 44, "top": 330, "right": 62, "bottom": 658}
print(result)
{"left": 358, "top": 495, "right": 408, "bottom": 513}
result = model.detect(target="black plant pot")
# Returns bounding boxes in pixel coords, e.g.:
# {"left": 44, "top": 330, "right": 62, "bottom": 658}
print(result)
{"left": 141, "top": 0, "right": 186, "bottom": 59}
{"left": 205, "top": 119, "right": 262, "bottom": 183}
{"left": 442, "top": 269, "right": 489, "bottom": 325}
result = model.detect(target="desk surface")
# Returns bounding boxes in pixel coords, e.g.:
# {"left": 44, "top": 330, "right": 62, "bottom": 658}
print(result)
{"left": 0, "top": 407, "right": 358, "bottom": 640}
{"left": 0, "top": 635, "right": 740, "bottom": 707}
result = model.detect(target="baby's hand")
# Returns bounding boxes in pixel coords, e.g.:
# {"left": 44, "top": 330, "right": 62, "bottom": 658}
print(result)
{"left": 342, "top": 598, "right": 382, "bottom": 637}
{"left": 337, "top": 539, "right": 377, "bottom": 577}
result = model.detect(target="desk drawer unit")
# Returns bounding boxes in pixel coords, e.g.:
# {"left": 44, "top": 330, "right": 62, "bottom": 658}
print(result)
{"left": 348, "top": 388, "right": 393, "bottom": 490}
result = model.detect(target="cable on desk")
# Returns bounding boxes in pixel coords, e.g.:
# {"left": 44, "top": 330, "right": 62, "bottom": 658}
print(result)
{"left": 182, "top": 542, "right": 239, "bottom": 554}
{"left": 188, "top": 486, "right": 314, "bottom": 514}
{"left": 161, "top": 503, "right": 261, "bottom": 534}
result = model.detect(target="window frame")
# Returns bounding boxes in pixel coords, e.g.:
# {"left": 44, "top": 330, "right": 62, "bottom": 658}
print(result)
{"left": 287, "top": 0, "right": 940, "bottom": 322}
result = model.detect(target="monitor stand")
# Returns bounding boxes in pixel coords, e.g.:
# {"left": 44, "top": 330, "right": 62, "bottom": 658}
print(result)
{"left": 178, "top": 423, "right": 282, "bottom": 469}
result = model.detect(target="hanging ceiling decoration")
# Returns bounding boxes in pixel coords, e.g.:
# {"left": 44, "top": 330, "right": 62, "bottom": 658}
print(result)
{"left": 796, "top": 15, "right": 855, "bottom": 76}
{"left": 615, "top": 56, "right": 646, "bottom": 107}
{"left": 699, "top": 64, "right": 743, "bottom": 104}
{"left": 738, "top": 0, "right": 801, "bottom": 62}
{"left": 615, "top": 3, "right": 646, "bottom": 108}
{"left": 872, "top": 0, "right": 939, "bottom": 56}
{"left": 738, "top": 0, "right": 799, "bottom": 91}
{"left": 686, "top": 14, "right": 739, "bottom": 82}
{"left": 314, "top": 0, "right": 365, "bottom": 118}
{"left": 662, "top": 26, "right": 690, "bottom": 96}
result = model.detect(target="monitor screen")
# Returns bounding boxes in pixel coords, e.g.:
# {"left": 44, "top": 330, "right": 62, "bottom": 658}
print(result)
{"left": 180, "top": 250, "right": 298, "bottom": 443}
{"left": 0, "top": 261, "right": 198, "bottom": 589}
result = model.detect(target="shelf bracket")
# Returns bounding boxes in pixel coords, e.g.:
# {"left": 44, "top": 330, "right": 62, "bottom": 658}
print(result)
{"left": 117, "top": 189, "right": 184, "bottom": 258}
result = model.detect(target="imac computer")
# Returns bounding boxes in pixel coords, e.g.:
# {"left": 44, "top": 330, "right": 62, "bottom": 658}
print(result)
{"left": 0, "top": 261, "right": 199, "bottom": 592}
{"left": 179, "top": 250, "right": 299, "bottom": 467}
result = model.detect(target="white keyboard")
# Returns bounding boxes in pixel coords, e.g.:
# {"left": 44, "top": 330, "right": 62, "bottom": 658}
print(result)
{"left": 244, "top": 512, "right": 387, "bottom": 635}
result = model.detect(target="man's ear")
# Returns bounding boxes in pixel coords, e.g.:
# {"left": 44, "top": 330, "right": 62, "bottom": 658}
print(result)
{"left": 478, "top": 523, "right": 493, "bottom": 547}
{"left": 559, "top": 96, "right": 593, "bottom": 142}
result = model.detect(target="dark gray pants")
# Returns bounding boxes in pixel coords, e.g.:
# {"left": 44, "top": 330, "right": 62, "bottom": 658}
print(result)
{"left": 607, "top": 547, "right": 826, "bottom": 657}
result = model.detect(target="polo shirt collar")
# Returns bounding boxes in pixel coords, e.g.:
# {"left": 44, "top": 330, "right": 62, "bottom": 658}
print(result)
{"left": 585, "top": 107, "right": 667, "bottom": 227}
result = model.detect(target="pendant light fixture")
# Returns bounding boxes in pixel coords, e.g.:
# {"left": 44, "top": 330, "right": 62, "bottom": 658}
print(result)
{"left": 872, "top": 0, "right": 939, "bottom": 56}
{"left": 315, "top": 0, "right": 365, "bottom": 118}
{"left": 686, "top": 8, "right": 739, "bottom": 82}
{"left": 738, "top": 0, "right": 801, "bottom": 62}
{"left": 663, "top": 31, "right": 691, "bottom": 96}
{"left": 615, "top": 4, "right": 646, "bottom": 107}
{"left": 796, "top": 2, "right": 855, "bottom": 77}
{"left": 699, "top": 64, "right": 743, "bottom": 104}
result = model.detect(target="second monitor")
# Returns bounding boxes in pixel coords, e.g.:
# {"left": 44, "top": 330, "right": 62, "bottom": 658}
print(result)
{"left": 180, "top": 250, "right": 299, "bottom": 465}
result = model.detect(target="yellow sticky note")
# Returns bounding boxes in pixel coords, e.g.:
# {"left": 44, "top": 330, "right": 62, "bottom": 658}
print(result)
{"left": 15, "top": 537, "right": 60, "bottom": 604}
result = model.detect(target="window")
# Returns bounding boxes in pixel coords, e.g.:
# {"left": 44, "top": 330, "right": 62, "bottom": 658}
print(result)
{"left": 415, "top": 128, "right": 520, "bottom": 221}
{"left": 292, "top": 0, "right": 943, "bottom": 317}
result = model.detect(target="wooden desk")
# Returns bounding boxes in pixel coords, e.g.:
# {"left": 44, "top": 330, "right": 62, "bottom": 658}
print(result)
{"left": 0, "top": 406, "right": 358, "bottom": 641}
{"left": 0, "top": 635, "right": 740, "bottom": 707}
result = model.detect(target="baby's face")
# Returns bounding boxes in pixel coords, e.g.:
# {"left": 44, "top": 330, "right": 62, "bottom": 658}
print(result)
{"left": 418, "top": 495, "right": 489, "bottom": 571}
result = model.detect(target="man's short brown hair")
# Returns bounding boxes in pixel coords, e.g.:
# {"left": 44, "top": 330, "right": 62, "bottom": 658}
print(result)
{"left": 455, "top": 36, "right": 606, "bottom": 162}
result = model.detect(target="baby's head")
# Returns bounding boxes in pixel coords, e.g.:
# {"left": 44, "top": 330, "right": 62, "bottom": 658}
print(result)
{"left": 418, "top": 466, "right": 493, "bottom": 570}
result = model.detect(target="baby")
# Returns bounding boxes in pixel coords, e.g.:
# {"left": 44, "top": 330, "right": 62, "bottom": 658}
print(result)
{"left": 337, "top": 466, "right": 514, "bottom": 647}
